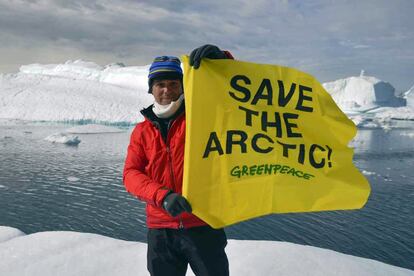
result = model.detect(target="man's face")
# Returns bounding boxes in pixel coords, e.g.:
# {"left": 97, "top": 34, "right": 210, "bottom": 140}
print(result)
{"left": 152, "top": 79, "right": 183, "bottom": 105}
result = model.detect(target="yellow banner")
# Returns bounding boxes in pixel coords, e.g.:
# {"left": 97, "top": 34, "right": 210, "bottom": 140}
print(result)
{"left": 181, "top": 56, "right": 370, "bottom": 228}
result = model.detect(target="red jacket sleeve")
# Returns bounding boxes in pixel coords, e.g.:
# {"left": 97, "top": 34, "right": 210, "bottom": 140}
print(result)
{"left": 223, "top": 50, "right": 234, "bottom": 60}
{"left": 123, "top": 127, "right": 170, "bottom": 207}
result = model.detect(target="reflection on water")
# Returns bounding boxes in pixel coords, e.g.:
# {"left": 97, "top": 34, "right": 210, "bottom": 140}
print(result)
{"left": 0, "top": 123, "right": 414, "bottom": 270}
{"left": 0, "top": 124, "right": 147, "bottom": 240}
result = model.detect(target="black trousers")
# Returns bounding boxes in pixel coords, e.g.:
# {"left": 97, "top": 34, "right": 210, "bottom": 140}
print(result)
{"left": 147, "top": 226, "right": 229, "bottom": 276}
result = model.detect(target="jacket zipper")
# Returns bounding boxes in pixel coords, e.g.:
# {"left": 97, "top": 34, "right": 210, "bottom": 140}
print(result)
{"left": 165, "top": 116, "right": 185, "bottom": 229}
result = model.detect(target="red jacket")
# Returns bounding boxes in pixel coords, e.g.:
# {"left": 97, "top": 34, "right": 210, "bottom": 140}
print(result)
{"left": 123, "top": 106, "right": 207, "bottom": 229}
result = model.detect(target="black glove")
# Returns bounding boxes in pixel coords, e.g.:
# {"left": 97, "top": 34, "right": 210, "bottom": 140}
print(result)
{"left": 189, "top": 44, "right": 227, "bottom": 69}
{"left": 162, "top": 192, "right": 192, "bottom": 217}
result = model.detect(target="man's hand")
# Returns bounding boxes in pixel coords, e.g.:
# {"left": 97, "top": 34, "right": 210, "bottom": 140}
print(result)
{"left": 162, "top": 192, "right": 192, "bottom": 217}
{"left": 189, "top": 44, "right": 227, "bottom": 69}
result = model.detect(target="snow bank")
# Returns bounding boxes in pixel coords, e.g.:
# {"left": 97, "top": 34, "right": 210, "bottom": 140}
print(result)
{"left": 0, "top": 226, "right": 412, "bottom": 276}
{"left": 0, "top": 226, "right": 25, "bottom": 243}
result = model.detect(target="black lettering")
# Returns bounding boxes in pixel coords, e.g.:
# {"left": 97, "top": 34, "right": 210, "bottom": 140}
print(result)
{"left": 239, "top": 106, "right": 259, "bottom": 126}
{"left": 252, "top": 78, "right": 273, "bottom": 105}
{"left": 298, "top": 144, "right": 305, "bottom": 164}
{"left": 226, "top": 130, "right": 248, "bottom": 154}
{"left": 252, "top": 133, "right": 274, "bottom": 153}
{"left": 203, "top": 132, "right": 224, "bottom": 158}
{"left": 283, "top": 113, "right": 302, "bottom": 138}
{"left": 277, "top": 141, "right": 297, "bottom": 158}
{"left": 229, "top": 75, "right": 251, "bottom": 102}
{"left": 296, "top": 85, "right": 313, "bottom": 112}
{"left": 278, "top": 80, "right": 296, "bottom": 107}
{"left": 261, "top": 111, "right": 282, "bottom": 137}
{"left": 309, "top": 144, "right": 326, "bottom": 168}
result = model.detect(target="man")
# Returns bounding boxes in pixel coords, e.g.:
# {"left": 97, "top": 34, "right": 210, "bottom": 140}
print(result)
{"left": 123, "top": 45, "right": 234, "bottom": 276}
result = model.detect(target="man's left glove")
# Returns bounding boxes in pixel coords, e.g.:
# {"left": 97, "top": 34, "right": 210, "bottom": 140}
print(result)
{"left": 189, "top": 44, "right": 228, "bottom": 69}
{"left": 162, "top": 192, "right": 192, "bottom": 217}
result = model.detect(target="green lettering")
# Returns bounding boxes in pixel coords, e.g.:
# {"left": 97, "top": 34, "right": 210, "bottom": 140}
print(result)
{"left": 249, "top": 165, "right": 257, "bottom": 175}
{"left": 294, "top": 170, "right": 304, "bottom": 178}
{"left": 230, "top": 166, "right": 241, "bottom": 178}
{"left": 257, "top": 165, "right": 264, "bottom": 175}
{"left": 274, "top": 165, "right": 282, "bottom": 173}
{"left": 242, "top": 165, "right": 249, "bottom": 176}
{"left": 280, "top": 165, "right": 289, "bottom": 174}
{"left": 264, "top": 164, "right": 272, "bottom": 174}
{"left": 303, "top": 173, "right": 314, "bottom": 180}
{"left": 287, "top": 167, "right": 296, "bottom": 175}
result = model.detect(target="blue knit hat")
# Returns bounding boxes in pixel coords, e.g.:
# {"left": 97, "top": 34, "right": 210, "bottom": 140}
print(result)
{"left": 148, "top": 56, "right": 183, "bottom": 93}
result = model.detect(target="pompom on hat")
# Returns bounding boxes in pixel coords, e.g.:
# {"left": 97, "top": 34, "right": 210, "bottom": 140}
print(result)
{"left": 148, "top": 56, "right": 183, "bottom": 93}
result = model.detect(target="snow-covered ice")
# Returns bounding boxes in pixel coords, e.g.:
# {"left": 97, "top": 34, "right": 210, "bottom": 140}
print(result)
{"left": 0, "top": 226, "right": 412, "bottom": 276}
{"left": 0, "top": 226, "right": 25, "bottom": 243}
{"left": 44, "top": 133, "right": 81, "bottom": 145}
{"left": 43, "top": 124, "right": 124, "bottom": 145}
{"left": 362, "top": 170, "right": 376, "bottom": 176}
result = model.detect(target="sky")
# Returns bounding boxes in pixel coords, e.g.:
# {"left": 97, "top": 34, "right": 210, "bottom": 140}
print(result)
{"left": 0, "top": 0, "right": 413, "bottom": 92}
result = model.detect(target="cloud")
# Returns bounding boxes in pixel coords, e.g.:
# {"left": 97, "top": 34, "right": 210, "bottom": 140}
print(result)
{"left": 0, "top": 0, "right": 413, "bottom": 90}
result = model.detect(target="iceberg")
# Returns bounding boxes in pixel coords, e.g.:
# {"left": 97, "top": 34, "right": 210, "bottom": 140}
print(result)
{"left": 405, "top": 85, "right": 414, "bottom": 108}
{"left": 1, "top": 61, "right": 413, "bottom": 128}
{"left": 0, "top": 68, "right": 152, "bottom": 124}
{"left": 323, "top": 72, "right": 406, "bottom": 113}
{"left": 44, "top": 132, "right": 81, "bottom": 145}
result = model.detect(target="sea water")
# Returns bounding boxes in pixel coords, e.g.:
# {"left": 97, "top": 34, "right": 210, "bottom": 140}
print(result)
{"left": 0, "top": 122, "right": 413, "bottom": 270}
